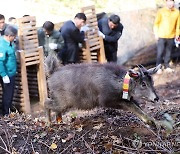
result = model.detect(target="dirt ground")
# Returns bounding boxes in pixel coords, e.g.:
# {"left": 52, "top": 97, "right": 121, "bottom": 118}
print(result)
{"left": 0, "top": 64, "right": 179, "bottom": 154}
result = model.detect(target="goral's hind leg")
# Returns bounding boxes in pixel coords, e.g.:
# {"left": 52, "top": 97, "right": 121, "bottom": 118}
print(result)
{"left": 45, "top": 108, "right": 51, "bottom": 126}
{"left": 44, "top": 98, "right": 53, "bottom": 125}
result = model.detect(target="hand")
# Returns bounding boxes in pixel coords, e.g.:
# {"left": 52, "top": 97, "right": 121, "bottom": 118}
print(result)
{"left": 98, "top": 30, "right": 105, "bottom": 39}
{"left": 174, "top": 37, "right": 180, "bottom": 48}
{"left": 2, "top": 75, "right": 10, "bottom": 84}
{"left": 175, "top": 36, "right": 179, "bottom": 41}
{"left": 80, "top": 25, "right": 89, "bottom": 32}
{"left": 49, "top": 43, "right": 58, "bottom": 50}
{"left": 17, "top": 50, "right": 24, "bottom": 52}
{"left": 154, "top": 34, "right": 159, "bottom": 40}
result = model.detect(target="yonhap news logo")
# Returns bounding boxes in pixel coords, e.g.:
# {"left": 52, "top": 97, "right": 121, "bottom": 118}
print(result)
{"left": 132, "top": 139, "right": 180, "bottom": 149}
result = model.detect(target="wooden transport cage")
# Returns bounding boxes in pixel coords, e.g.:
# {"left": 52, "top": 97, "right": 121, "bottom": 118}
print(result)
{"left": 0, "top": 16, "right": 47, "bottom": 114}
{"left": 0, "top": 6, "right": 106, "bottom": 113}
{"left": 53, "top": 5, "right": 106, "bottom": 64}
{"left": 16, "top": 16, "right": 47, "bottom": 113}
{"left": 80, "top": 5, "right": 106, "bottom": 63}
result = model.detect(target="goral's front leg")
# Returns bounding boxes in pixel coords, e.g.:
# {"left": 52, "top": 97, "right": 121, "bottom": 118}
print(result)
{"left": 121, "top": 99, "right": 157, "bottom": 128}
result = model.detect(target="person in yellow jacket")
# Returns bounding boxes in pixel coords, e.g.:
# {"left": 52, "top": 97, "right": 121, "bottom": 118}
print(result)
{"left": 154, "top": 0, "right": 180, "bottom": 73}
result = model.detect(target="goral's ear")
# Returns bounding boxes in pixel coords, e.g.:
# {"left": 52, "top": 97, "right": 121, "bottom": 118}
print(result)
{"left": 128, "top": 69, "right": 139, "bottom": 78}
{"left": 147, "top": 64, "right": 162, "bottom": 75}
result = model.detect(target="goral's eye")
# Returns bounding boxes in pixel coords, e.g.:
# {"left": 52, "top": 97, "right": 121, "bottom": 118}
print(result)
{"left": 142, "top": 82, "right": 146, "bottom": 87}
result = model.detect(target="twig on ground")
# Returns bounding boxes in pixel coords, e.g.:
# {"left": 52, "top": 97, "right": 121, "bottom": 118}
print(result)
{"left": 82, "top": 137, "right": 95, "bottom": 154}
{"left": 60, "top": 130, "right": 91, "bottom": 154}
{"left": 0, "top": 136, "right": 11, "bottom": 154}
{"left": 31, "top": 140, "right": 36, "bottom": 153}
{"left": 19, "top": 131, "right": 31, "bottom": 154}
{"left": 0, "top": 126, "right": 14, "bottom": 153}
{"left": 38, "top": 140, "right": 55, "bottom": 153}
{"left": 139, "top": 121, "right": 173, "bottom": 153}
{"left": 113, "top": 143, "right": 140, "bottom": 151}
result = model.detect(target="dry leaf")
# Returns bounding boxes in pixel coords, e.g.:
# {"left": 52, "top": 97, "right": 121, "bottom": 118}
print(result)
{"left": 93, "top": 123, "right": 103, "bottom": 130}
{"left": 12, "top": 134, "right": 17, "bottom": 138}
{"left": 104, "top": 142, "right": 113, "bottom": 150}
{"left": 62, "top": 133, "right": 75, "bottom": 143}
{"left": 50, "top": 143, "right": 57, "bottom": 150}
{"left": 76, "top": 125, "right": 83, "bottom": 132}
{"left": 61, "top": 139, "right": 66, "bottom": 143}
{"left": 40, "top": 132, "right": 47, "bottom": 138}
{"left": 34, "top": 134, "right": 40, "bottom": 139}
{"left": 56, "top": 116, "right": 62, "bottom": 123}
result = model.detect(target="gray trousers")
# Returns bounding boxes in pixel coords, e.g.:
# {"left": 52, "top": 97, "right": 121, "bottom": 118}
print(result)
{"left": 156, "top": 38, "right": 174, "bottom": 68}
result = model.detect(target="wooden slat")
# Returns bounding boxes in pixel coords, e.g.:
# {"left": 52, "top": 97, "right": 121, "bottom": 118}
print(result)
{"left": 22, "top": 30, "right": 37, "bottom": 37}
{"left": 29, "top": 89, "right": 39, "bottom": 94}
{"left": 25, "top": 51, "right": 39, "bottom": 58}
{"left": 24, "top": 48, "right": 39, "bottom": 54}
{"left": 19, "top": 51, "right": 31, "bottom": 113}
{"left": 89, "top": 42, "right": 100, "bottom": 48}
{"left": 87, "top": 22, "right": 98, "bottom": 27}
{"left": 19, "top": 22, "right": 36, "bottom": 27}
{"left": 37, "top": 47, "right": 48, "bottom": 106}
{"left": 25, "top": 60, "right": 40, "bottom": 66}
{"left": 20, "top": 27, "right": 37, "bottom": 31}
{"left": 28, "top": 86, "right": 39, "bottom": 90}
{"left": 87, "top": 31, "right": 99, "bottom": 37}
{"left": 25, "top": 56, "right": 40, "bottom": 62}
{"left": 14, "top": 93, "right": 24, "bottom": 98}
{"left": 23, "top": 35, "right": 38, "bottom": 41}
{"left": 27, "top": 73, "right": 37, "bottom": 77}
{"left": 91, "top": 52, "right": 98, "bottom": 56}
{"left": 18, "top": 16, "right": 36, "bottom": 23}
{"left": 87, "top": 34, "right": 99, "bottom": 39}
{"left": 81, "top": 5, "right": 95, "bottom": 11}
{"left": 23, "top": 39, "right": 38, "bottom": 45}
{"left": 90, "top": 45, "right": 101, "bottom": 51}
{"left": 87, "top": 15, "right": 97, "bottom": 20}
{"left": 28, "top": 82, "right": 38, "bottom": 86}
{"left": 24, "top": 43, "right": 39, "bottom": 50}
{"left": 89, "top": 37, "right": 100, "bottom": 44}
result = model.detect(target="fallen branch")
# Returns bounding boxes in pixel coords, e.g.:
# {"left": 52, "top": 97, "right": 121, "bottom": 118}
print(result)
{"left": 0, "top": 127, "right": 13, "bottom": 153}
{"left": 38, "top": 140, "right": 55, "bottom": 152}
{"left": 0, "top": 136, "right": 12, "bottom": 154}
{"left": 60, "top": 130, "right": 91, "bottom": 154}
{"left": 19, "top": 131, "right": 31, "bottom": 154}
{"left": 138, "top": 121, "right": 173, "bottom": 153}
{"left": 0, "top": 136, "right": 8, "bottom": 151}
{"left": 83, "top": 138, "right": 96, "bottom": 154}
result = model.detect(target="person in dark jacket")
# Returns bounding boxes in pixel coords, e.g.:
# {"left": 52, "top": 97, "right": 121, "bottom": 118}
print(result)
{"left": 60, "top": 13, "right": 88, "bottom": 64}
{"left": 98, "top": 14, "right": 123, "bottom": 63}
{"left": 38, "top": 21, "right": 64, "bottom": 57}
{"left": 0, "top": 26, "right": 17, "bottom": 116}
{"left": 0, "top": 14, "right": 8, "bottom": 36}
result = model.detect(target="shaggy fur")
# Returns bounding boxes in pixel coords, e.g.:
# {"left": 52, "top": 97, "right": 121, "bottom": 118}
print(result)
{"left": 45, "top": 62, "right": 160, "bottom": 124}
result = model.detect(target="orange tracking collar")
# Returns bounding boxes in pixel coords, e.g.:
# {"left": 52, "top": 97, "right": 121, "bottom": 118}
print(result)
{"left": 122, "top": 72, "right": 130, "bottom": 100}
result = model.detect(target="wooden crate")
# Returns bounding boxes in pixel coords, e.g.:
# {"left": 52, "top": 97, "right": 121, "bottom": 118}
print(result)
{"left": 12, "top": 16, "right": 48, "bottom": 113}
{"left": 81, "top": 5, "right": 106, "bottom": 63}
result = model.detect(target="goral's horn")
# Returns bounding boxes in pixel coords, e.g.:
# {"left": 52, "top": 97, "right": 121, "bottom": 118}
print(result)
{"left": 136, "top": 65, "right": 145, "bottom": 77}
{"left": 139, "top": 64, "right": 148, "bottom": 73}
